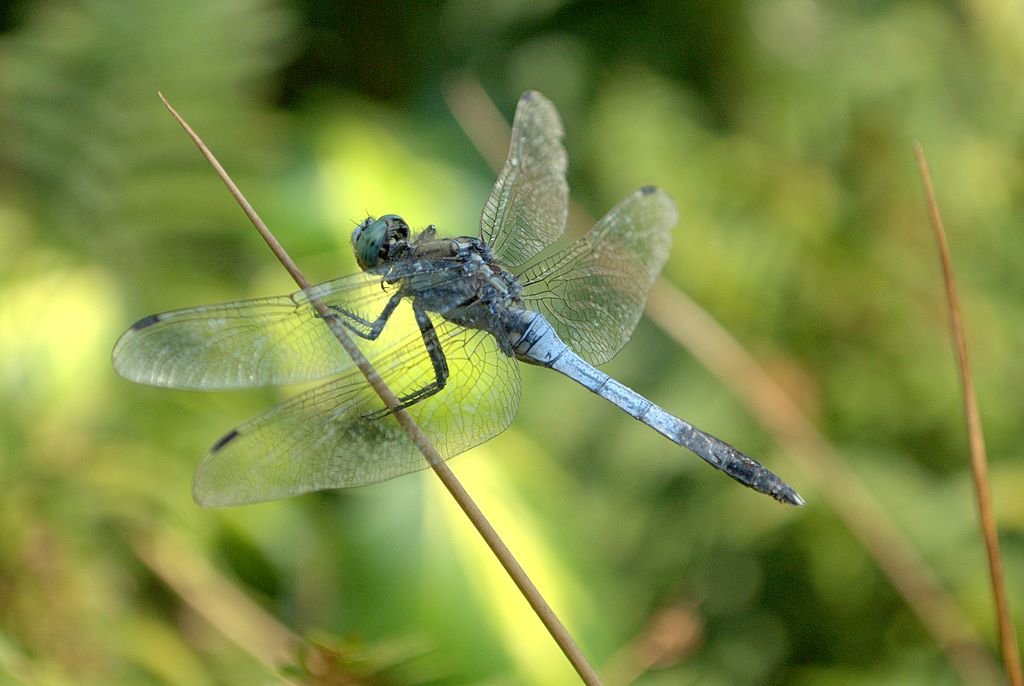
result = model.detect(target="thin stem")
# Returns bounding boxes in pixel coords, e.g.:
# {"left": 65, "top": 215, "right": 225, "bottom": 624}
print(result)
{"left": 157, "top": 92, "right": 602, "bottom": 686}
{"left": 915, "top": 142, "right": 1022, "bottom": 686}
{"left": 600, "top": 600, "right": 701, "bottom": 686}
{"left": 130, "top": 530, "right": 300, "bottom": 676}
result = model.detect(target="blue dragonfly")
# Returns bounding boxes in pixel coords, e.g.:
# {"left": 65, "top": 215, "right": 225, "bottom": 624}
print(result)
{"left": 113, "top": 91, "right": 802, "bottom": 507}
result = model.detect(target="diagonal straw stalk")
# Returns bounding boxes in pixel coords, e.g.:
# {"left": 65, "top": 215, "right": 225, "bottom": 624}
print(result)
{"left": 129, "top": 529, "right": 301, "bottom": 673}
{"left": 157, "top": 93, "right": 602, "bottom": 686}
{"left": 915, "top": 142, "right": 1023, "bottom": 686}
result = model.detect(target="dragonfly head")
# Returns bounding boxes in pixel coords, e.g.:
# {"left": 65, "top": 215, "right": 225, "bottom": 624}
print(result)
{"left": 352, "top": 214, "right": 410, "bottom": 270}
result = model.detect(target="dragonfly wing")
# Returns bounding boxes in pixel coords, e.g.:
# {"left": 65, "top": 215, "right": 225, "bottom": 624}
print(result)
{"left": 518, "top": 186, "right": 678, "bottom": 366}
{"left": 192, "top": 321, "right": 521, "bottom": 506}
{"left": 480, "top": 91, "right": 568, "bottom": 268}
{"left": 112, "top": 265, "right": 458, "bottom": 389}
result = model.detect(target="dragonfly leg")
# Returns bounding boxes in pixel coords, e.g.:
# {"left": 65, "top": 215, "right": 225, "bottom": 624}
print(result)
{"left": 322, "top": 293, "right": 403, "bottom": 340}
{"left": 363, "top": 304, "right": 449, "bottom": 420}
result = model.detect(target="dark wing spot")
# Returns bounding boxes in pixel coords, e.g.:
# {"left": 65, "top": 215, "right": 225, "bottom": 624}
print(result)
{"left": 211, "top": 429, "right": 240, "bottom": 452}
{"left": 132, "top": 314, "right": 162, "bottom": 330}
{"left": 640, "top": 185, "right": 657, "bottom": 195}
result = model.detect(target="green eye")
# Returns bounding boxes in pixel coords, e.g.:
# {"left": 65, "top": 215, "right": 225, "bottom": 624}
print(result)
{"left": 352, "top": 214, "right": 404, "bottom": 270}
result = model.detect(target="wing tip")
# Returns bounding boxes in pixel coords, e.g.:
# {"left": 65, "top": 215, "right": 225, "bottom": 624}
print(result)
{"left": 211, "top": 428, "right": 240, "bottom": 452}
{"left": 131, "top": 314, "right": 162, "bottom": 331}
{"left": 191, "top": 482, "right": 233, "bottom": 508}
{"left": 517, "top": 90, "right": 559, "bottom": 125}
{"left": 636, "top": 185, "right": 679, "bottom": 225}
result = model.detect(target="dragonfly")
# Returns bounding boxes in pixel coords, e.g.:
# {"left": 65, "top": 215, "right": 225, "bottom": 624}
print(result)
{"left": 112, "top": 91, "right": 803, "bottom": 507}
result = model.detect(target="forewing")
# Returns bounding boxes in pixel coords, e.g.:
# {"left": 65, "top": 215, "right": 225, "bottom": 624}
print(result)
{"left": 192, "top": 320, "right": 521, "bottom": 506}
{"left": 518, "top": 187, "right": 678, "bottom": 366}
{"left": 112, "top": 266, "right": 455, "bottom": 390}
{"left": 480, "top": 91, "right": 568, "bottom": 267}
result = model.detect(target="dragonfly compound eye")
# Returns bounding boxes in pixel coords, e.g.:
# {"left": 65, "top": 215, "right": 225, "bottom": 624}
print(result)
{"left": 352, "top": 214, "right": 407, "bottom": 270}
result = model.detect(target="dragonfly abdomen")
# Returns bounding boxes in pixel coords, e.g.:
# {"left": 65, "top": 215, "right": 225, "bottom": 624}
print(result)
{"left": 516, "top": 312, "right": 803, "bottom": 505}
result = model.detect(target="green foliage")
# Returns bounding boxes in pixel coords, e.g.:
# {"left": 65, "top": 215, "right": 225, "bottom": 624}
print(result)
{"left": 2, "top": 1, "right": 1023, "bottom": 684}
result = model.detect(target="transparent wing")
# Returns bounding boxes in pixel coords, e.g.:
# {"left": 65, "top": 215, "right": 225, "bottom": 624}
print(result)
{"left": 192, "top": 320, "right": 521, "bottom": 506}
{"left": 517, "top": 186, "right": 678, "bottom": 366}
{"left": 480, "top": 90, "right": 568, "bottom": 268}
{"left": 112, "top": 264, "right": 460, "bottom": 389}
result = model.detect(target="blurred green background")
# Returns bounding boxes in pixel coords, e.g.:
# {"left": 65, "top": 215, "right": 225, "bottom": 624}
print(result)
{"left": 2, "top": 0, "right": 1023, "bottom": 684}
